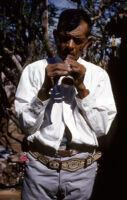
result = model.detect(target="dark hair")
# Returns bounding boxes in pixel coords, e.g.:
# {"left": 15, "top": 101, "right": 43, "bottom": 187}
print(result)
{"left": 57, "top": 9, "right": 92, "bottom": 36}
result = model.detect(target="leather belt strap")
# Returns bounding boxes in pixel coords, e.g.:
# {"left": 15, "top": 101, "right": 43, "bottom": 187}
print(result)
{"left": 29, "top": 150, "right": 102, "bottom": 172}
{"left": 55, "top": 149, "right": 81, "bottom": 157}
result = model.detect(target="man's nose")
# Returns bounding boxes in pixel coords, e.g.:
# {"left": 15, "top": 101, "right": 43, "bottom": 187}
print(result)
{"left": 68, "top": 39, "right": 75, "bottom": 49}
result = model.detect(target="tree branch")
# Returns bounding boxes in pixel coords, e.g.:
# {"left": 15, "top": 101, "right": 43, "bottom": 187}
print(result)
{"left": 3, "top": 48, "right": 22, "bottom": 74}
{"left": 40, "top": 1, "right": 55, "bottom": 57}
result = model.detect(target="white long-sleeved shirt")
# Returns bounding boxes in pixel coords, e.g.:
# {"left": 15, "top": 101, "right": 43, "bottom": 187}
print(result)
{"left": 15, "top": 56, "right": 117, "bottom": 150}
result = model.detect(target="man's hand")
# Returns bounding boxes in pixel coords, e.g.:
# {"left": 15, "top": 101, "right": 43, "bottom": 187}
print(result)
{"left": 44, "top": 63, "right": 71, "bottom": 90}
{"left": 38, "top": 63, "right": 71, "bottom": 101}
{"left": 65, "top": 58, "right": 89, "bottom": 98}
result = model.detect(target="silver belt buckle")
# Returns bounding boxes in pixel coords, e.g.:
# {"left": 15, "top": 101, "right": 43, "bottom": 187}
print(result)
{"left": 48, "top": 160, "right": 61, "bottom": 170}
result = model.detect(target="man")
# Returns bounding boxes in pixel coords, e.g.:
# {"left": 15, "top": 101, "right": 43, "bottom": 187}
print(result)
{"left": 15, "top": 9, "right": 117, "bottom": 200}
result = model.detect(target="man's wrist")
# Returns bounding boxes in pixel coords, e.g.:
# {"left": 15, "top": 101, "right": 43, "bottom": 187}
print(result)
{"left": 38, "top": 87, "right": 50, "bottom": 101}
{"left": 76, "top": 84, "right": 89, "bottom": 99}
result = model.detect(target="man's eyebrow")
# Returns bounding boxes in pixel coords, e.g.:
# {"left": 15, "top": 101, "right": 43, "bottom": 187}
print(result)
{"left": 58, "top": 32, "right": 86, "bottom": 41}
{"left": 65, "top": 33, "right": 85, "bottom": 39}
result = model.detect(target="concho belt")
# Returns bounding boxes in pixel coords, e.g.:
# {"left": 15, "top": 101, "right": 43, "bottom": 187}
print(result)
{"left": 29, "top": 150, "right": 102, "bottom": 172}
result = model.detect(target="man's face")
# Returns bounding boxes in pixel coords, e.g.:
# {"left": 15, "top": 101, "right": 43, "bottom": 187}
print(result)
{"left": 55, "top": 21, "right": 91, "bottom": 61}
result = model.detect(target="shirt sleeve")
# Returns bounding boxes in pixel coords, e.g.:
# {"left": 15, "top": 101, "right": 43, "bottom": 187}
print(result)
{"left": 75, "top": 70, "right": 117, "bottom": 137}
{"left": 14, "top": 64, "right": 50, "bottom": 136}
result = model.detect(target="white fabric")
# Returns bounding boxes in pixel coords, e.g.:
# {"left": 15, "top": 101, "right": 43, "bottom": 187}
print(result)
{"left": 15, "top": 56, "right": 117, "bottom": 150}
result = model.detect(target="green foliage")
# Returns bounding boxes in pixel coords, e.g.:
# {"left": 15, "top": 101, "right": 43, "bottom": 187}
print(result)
{"left": 79, "top": 0, "right": 127, "bottom": 67}
{"left": 0, "top": 0, "right": 56, "bottom": 66}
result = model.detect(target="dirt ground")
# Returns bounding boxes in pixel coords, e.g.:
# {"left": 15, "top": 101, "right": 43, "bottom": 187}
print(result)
{"left": 0, "top": 189, "right": 21, "bottom": 200}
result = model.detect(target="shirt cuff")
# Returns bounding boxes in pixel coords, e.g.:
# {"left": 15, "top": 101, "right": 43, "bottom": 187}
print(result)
{"left": 32, "top": 96, "right": 49, "bottom": 106}
{"left": 75, "top": 93, "right": 95, "bottom": 111}
{"left": 30, "top": 96, "right": 50, "bottom": 115}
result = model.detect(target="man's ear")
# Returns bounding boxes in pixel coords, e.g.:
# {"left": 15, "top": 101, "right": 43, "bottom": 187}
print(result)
{"left": 83, "top": 36, "right": 93, "bottom": 50}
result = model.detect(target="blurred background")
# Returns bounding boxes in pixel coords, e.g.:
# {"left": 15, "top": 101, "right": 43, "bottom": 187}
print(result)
{"left": 0, "top": 0, "right": 127, "bottom": 199}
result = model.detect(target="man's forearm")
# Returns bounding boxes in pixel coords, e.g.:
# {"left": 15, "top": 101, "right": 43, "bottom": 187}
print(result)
{"left": 38, "top": 88, "right": 50, "bottom": 101}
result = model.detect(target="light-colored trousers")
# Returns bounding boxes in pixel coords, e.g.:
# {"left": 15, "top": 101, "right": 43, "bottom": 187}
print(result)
{"left": 22, "top": 152, "right": 97, "bottom": 200}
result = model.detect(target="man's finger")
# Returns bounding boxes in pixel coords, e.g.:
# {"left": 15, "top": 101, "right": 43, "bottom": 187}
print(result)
{"left": 50, "top": 77, "right": 54, "bottom": 86}
{"left": 48, "top": 63, "right": 71, "bottom": 72}
{"left": 48, "top": 70, "right": 69, "bottom": 77}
